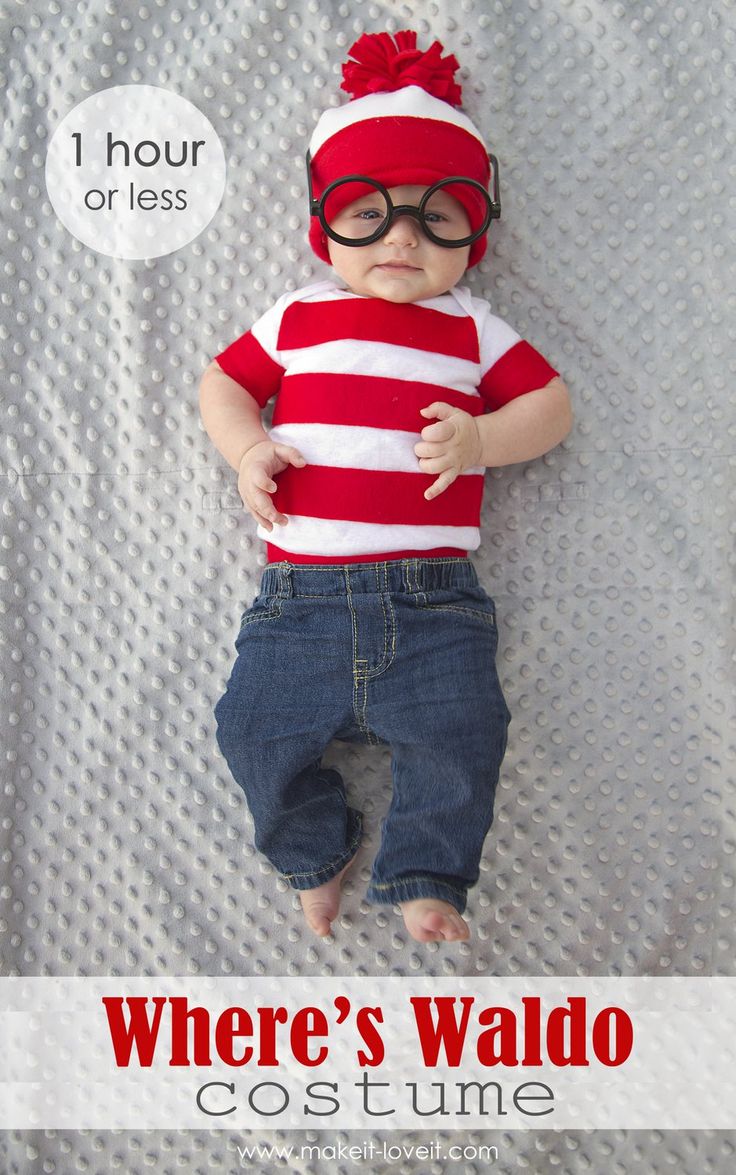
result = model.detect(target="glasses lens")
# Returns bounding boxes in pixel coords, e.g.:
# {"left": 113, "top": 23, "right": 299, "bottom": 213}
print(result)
{"left": 321, "top": 179, "right": 389, "bottom": 242}
{"left": 421, "top": 180, "right": 490, "bottom": 243}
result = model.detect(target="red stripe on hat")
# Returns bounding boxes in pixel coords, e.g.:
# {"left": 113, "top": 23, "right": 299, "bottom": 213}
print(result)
{"left": 277, "top": 298, "right": 480, "bottom": 361}
{"left": 272, "top": 465, "right": 483, "bottom": 526}
{"left": 215, "top": 331, "right": 285, "bottom": 407}
{"left": 311, "top": 117, "right": 489, "bottom": 197}
{"left": 479, "top": 340, "right": 559, "bottom": 409}
{"left": 272, "top": 373, "right": 485, "bottom": 431}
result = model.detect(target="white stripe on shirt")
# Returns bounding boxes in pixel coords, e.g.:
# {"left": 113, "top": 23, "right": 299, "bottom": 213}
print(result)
{"left": 278, "top": 339, "right": 482, "bottom": 395}
{"left": 268, "top": 423, "right": 483, "bottom": 476}
{"left": 257, "top": 515, "right": 482, "bottom": 556}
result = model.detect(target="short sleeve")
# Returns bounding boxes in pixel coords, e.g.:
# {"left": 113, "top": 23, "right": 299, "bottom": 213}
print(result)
{"left": 475, "top": 304, "right": 559, "bottom": 411}
{"left": 214, "top": 293, "right": 291, "bottom": 407}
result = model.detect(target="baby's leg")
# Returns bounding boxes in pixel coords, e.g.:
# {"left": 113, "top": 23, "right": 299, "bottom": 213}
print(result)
{"left": 214, "top": 588, "right": 361, "bottom": 905}
{"left": 365, "top": 581, "right": 511, "bottom": 941}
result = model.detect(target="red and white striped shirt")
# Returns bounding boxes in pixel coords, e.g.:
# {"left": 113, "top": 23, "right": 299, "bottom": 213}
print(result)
{"left": 216, "top": 281, "right": 557, "bottom": 564}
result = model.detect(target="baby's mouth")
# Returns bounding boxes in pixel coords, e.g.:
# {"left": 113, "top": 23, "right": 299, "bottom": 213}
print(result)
{"left": 376, "top": 260, "right": 421, "bottom": 271}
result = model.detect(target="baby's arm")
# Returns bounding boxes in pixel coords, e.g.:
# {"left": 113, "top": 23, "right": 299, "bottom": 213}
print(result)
{"left": 199, "top": 360, "right": 305, "bottom": 530}
{"left": 415, "top": 376, "right": 572, "bottom": 499}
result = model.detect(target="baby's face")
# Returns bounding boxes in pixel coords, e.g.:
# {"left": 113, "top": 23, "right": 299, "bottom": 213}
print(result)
{"left": 326, "top": 184, "right": 471, "bottom": 303}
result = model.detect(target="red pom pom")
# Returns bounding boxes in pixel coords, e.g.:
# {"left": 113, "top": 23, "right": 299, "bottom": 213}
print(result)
{"left": 341, "top": 30, "right": 463, "bottom": 106}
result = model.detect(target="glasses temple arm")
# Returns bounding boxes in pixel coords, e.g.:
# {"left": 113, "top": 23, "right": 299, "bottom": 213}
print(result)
{"left": 306, "top": 150, "right": 318, "bottom": 213}
{"left": 488, "top": 153, "right": 501, "bottom": 218}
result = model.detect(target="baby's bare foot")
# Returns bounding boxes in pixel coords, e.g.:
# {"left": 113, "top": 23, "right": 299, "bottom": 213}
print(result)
{"left": 298, "top": 859, "right": 355, "bottom": 937}
{"left": 400, "top": 898, "right": 469, "bottom": 943}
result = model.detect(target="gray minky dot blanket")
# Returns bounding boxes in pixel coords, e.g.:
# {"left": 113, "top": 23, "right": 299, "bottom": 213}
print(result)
{"left": 1, "top": 0, "right": 733, "bottom": 1171}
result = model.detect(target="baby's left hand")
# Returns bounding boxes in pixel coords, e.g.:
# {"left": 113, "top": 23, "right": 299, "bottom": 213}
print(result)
{"left": 415, "top": 403, "right": 483, "bottom": 500}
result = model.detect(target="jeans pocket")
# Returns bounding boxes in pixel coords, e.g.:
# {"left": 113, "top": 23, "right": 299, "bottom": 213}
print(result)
{"left": 417, "top": 585, "right": 497, "bottom": 628}
{"left": 238, "top": 593, "right": 283, "bottom": 630}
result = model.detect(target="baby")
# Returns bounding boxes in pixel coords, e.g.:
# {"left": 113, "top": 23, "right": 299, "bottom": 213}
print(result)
{"left": 200, "top": 31, "right": 572, "bottom": 943}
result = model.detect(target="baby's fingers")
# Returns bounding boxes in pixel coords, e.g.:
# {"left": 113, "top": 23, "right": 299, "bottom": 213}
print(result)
{"left": 273, "top": 443, "right": 306, "bottom": 469}
{"left": 247, "top": 487, "right": 288, "bottom": 530}
{"left": 420, "top": 401, "right": 456, "bottom": 421}
{"left": 424, "top": 469, "right": 458, "bottom": 500}
{"left": 418, "top": 453, "right": 455, "bottom": 474}
{"left": 419, "top": 418, "right": 455, "bottom": 443}
{"left": 415, "top": 438, "right": 451, "bottom": 460}
{"left": 240, "top": 468, "right": 287, "bottom": 529}
{"left": 249, "top": 464, "right": 277, "bottom": 494}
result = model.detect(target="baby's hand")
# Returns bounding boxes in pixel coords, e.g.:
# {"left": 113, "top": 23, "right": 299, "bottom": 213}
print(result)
{"left": 238, "top": 440, "right": 306, "bottom": 531}
{"left": 415, "top": 403, "right": 483, "bottom": 500}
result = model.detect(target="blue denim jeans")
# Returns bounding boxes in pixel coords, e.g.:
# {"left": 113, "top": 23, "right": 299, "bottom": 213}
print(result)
{"left": 214, "top": 558, "right": 511, "bottom": 914}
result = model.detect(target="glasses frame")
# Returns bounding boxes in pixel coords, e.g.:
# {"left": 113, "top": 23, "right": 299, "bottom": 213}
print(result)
{"left": 306, "top": 151, "right": 502, "bottom": 248}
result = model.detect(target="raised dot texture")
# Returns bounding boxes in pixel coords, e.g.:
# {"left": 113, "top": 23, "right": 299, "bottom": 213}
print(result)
{"left": 1, "top": 0, "right": 733, "bottom": 1170}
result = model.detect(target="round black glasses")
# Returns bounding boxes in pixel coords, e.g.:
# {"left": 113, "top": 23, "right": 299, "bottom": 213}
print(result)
{"left": 306, "top": 152, "right": 501, "bottom": 248}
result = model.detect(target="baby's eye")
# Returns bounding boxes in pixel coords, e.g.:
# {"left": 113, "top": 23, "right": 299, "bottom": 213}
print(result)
{"left": 424, "top": 210, "right": 448, "bottom": 224}
{"left": 354, "top": 207, "right": 384, "bottom": 220}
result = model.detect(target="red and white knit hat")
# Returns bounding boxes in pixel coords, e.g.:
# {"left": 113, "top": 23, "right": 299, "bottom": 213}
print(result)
{"left": 308, "top": 31, "right": 492, "bottom": 268}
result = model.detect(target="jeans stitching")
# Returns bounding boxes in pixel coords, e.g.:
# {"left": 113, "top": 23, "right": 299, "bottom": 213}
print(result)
{"left": 418, "top": 603, "right": 496, "bottom": 627}
{"left": 264, "top": 558, "right": 474, "bottom": 597}
{"left": 364, "top": 589, "right": 396, "bottom": 681}
{"left": 280, "top": 818, "right": 362, "bottom": 883}
{"left": 288, "top": 591, "right": 341, "bottom": 598}
{"left": 369, "top": 875, "right": 468, "bottom": 899}
{"left": 239, "top": 600, "right": 283, "bottom": 627}
{"left": 346, "top": 571, "right": 370, "bottom": 741}
{"left": 267, "top": 559, "right": 468, "bottom": 569}
{"left": 405, "top": 558, "right": 417, "bottom": 594}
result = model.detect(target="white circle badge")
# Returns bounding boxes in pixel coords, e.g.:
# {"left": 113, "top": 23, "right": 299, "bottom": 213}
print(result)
{"left": 45, "top": 85, "right": 227, "bottom": 260}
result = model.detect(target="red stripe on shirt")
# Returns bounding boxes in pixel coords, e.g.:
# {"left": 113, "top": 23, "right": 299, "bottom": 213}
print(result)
{"left": 277, "top": 299, "right": 480, "bottom": 361}
{"left": 266, "top": 543, "right": 468, "bottom": 564}
{"left": 272, "top": 373, "right": 485, "bottom": 431}
{"left": 215, "top": 331, "right": 285, "bottom": 407}
{"left": 479, "top": 340, "right": 558, "bottom": 409}
{"left": 273, "top": 465, "right": 483, "bottom": 527}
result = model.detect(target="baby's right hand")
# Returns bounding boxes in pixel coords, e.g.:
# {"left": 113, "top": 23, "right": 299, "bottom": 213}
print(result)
{"left": 238, "top": 440, "right": 306, "bottom": 531}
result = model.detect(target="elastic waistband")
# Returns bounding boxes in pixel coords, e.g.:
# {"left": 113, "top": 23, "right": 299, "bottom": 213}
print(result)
{"left": 260, "top": 557, "right": 479, "bottom": 597}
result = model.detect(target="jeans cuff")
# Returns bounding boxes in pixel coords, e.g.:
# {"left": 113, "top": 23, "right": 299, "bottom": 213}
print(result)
{"left": 279, "top": 807, "right": 363, "bottom": 891}
{"left": 365, "top": 874, "right": 468, "bottom": 914}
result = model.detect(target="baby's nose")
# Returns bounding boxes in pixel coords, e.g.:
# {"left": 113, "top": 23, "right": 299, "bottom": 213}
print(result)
{"left": 384, "top": 212, "right": 421, "bottom": 246}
